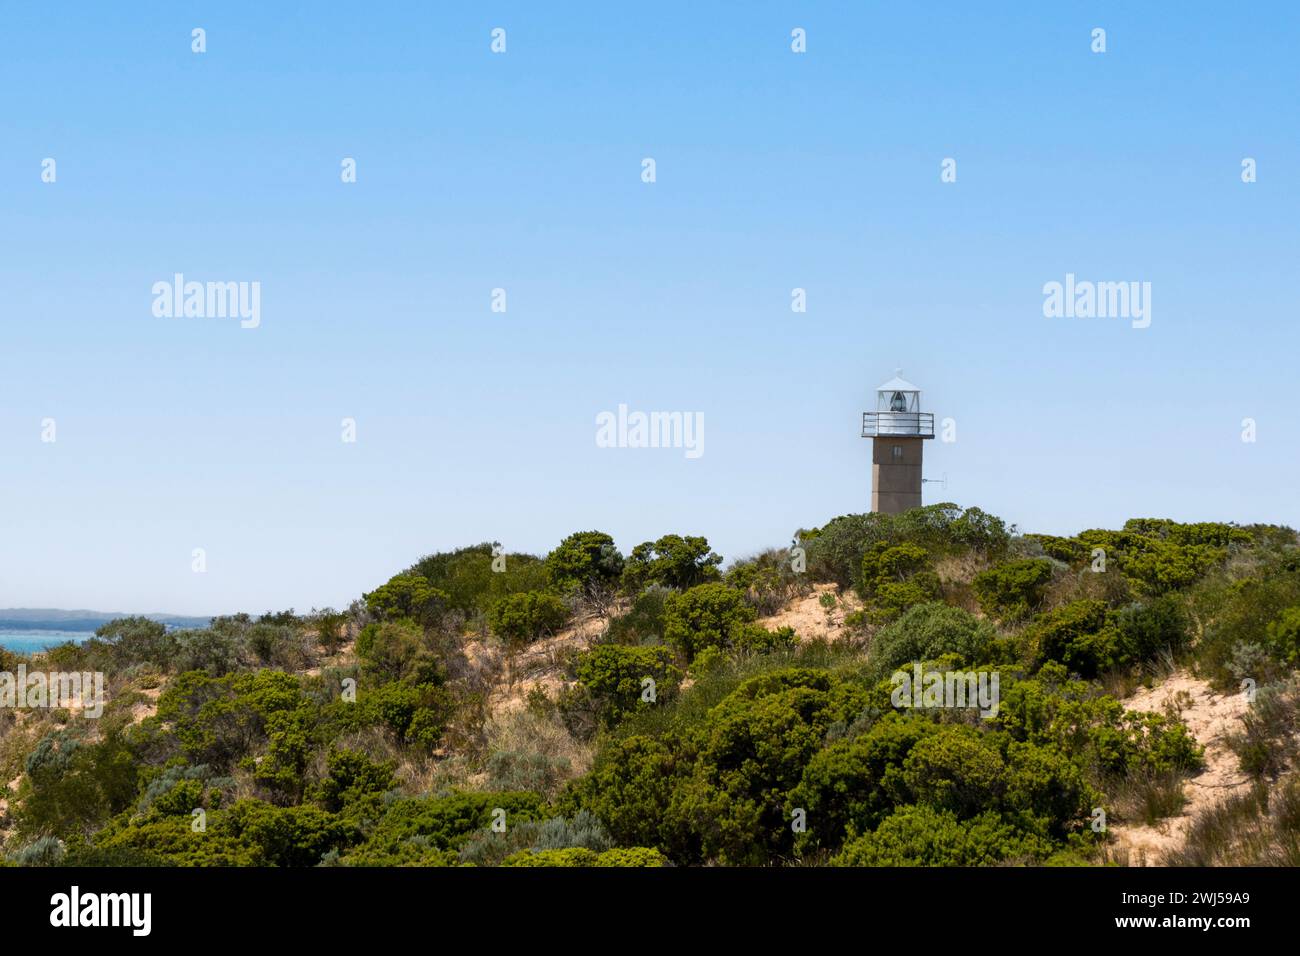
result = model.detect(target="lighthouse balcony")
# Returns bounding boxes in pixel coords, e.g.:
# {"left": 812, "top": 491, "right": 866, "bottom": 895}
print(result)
{"left": 862, "top": 412, "right": 934, "bottom": 438}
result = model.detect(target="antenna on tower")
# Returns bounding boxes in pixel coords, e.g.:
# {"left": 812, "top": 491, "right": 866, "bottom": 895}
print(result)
{"left": 921, "top": 472, "right": 948, "bottom": 491}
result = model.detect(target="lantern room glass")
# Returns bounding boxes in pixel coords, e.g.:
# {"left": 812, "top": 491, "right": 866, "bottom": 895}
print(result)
{"left": 878, "top": 390, "right": 919, "bottom": 413}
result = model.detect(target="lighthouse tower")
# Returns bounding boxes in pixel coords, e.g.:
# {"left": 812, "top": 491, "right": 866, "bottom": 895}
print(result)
{"left": 861, "top": 371, "right": 935, "bottom": 514}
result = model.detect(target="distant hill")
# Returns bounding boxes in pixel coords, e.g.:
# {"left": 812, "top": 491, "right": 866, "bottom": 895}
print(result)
{"left": 0, "top": 608, "right": 213, "bottom": 632}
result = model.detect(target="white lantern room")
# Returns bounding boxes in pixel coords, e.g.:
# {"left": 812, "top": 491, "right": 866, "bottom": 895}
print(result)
{"left": 862, "top": 372, "right": 934, "bottom": 438}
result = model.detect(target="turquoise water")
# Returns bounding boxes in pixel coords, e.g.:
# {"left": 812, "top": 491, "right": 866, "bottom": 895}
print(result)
{"left": 0, "top": 630, "right": 92, "bottom": 654}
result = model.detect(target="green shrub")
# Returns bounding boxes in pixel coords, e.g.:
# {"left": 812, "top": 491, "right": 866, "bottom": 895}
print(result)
{"left": 501, "top": 846, "right": 666, "bottom": 867}
{"left": 487, "top": 591, "right": 571, "bottom": 647}
{"left": 832, "top": 805, "right": 1052, "bottom": 866}
{"left": 605, "top": 586, "right": 671, "bottom": 645}
{"left": 1027, "top": 600, "right": 1116, "bottom": 677}
{"left": 311, "top": 609, "right": 350, "bottom": 654}
{"left": 546, "top": 531, "right": 624, "bottom": 599}
{"left": 1078, "top": 527, "right": 1228, "bottom": 596}
{"left": 94, "top": 617, "right": 177, "bottom": 671}
{"left": 355, "top": 619, "right": 443, "bottom": 685}
{"left": 1111, "top": 596, "right": 1188, "bottom": 664}
{"left": 1121, "top": 519, "right": 1252, "bottom": 549}
{"left": 731, "top": 624, "right": 798, "bottom": 656}
{"left": 91, "top": 814, "right": 260, "bottom": 867}
{"left": 501, "top": 846, "right": 599, "bottom": 866}
{"left": 363, "top": 572, "right": 449, "bottom": 625}
{"left": 407, "top": 543, "right": 550, "bottom": 617}
{"left": 224, "top": 800, "right": 352, "bottom": 867}
{"left": 343, "top": 791, "right": 545, "bottom": 866}
{"left": 801, "top": 513, "right": 895, "bottom": 588}
{"left": 725, "top": 548, "right": 809, "bottom": 615}
{"left": 860, "top": 542, "right": 941, "bottom": 621}
{"left": 1265, "top": 607, "right": 1300, "bottom": 666}
{"left": 662, "top": 583, "right": 756, "bottom": 662}
{"left": 313, "top": 749, "right": 397, "bottom": 813}
{"left": 803, "top": 505, "right": 1011, "bottom": 589}
{"left": 561, "top": 735, "right": 689, "bottom": 854}
{"left": 564, "top": 643, "right": 682, "bottom": 731}
{"left": 355, "top": 680, "right": 454, "bottom": 749}
{"left": 901, "top": 725, "right": 1006, "bottom": 818}
{"left": 170, "top": 627, "right": 245, "bottom": 676}
{"left": 622, "top": 535, "right": 723, "bottom": 592}
{"left": 156, "top": 669, "right": 311, "bottom": 771}
{"left": 787, "top": 713, "right": 938, "bottom": 851}
{"left": 1002, "top": 739, "right": 1094, "bottom": 836}
{"left": 1026, "top": 534, "right": 1086, "bottom": 565}
{"left": 994, "top": 663, "right": 1203, "bottom": 777}
{"left": 972, "top": 559, "right": 1055, "bottom": 621}
{"left": 137, "top": 765, "right": 231, "bottom": 819}
{"left": 16, "top": 729, "right": 139, "bottom": 839}
{"left": 870, "top": 603, "right": 997, "bottom": 674}
{"left": 1192, "top": 556, "right": 1300, "bottom": 689}
{"left": 671, "top": 670, "right": 860, "bottom": 864}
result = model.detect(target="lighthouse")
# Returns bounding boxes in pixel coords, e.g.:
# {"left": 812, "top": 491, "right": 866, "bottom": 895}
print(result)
{"left": 861, "top": 371, "right": 935, "bottom": 514}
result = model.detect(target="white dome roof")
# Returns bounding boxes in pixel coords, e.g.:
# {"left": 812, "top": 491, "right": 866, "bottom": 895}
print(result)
{"left": 877, "top": 375, "right": 919, "bottom": 393}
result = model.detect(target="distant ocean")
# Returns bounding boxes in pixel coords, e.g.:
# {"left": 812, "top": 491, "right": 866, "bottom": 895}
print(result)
{"left": 0, "top": 630, "right": 93, "bottom": 654}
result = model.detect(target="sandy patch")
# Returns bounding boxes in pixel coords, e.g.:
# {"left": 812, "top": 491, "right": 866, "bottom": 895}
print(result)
{"left": 1108, "top": 670, "right": 1252, "bottom": 865}
{"left": 470, "top": 609, "right": 612, "bottom": 716}
{"left": 129, "top": 685, "right": 162, "bottom": 724}
{"left": 757, "top": 584, "right": 860, "bottom": 642}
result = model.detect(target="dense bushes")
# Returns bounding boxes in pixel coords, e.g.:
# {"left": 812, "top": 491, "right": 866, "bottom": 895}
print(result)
{"left": 340, "top": 791, "right": 546, "bottom": 866}
{"left": 994, "top": 663, "right": 1202, "bottom": 778}
{"left": 1020, "top": 594, "right": 1189, "bottom": 678}
{"left": 355, "top": 620, "right": 443, "bottom": 684}
{"left": 501, "top": 846, "right": 666, "bottom": 866}
{"left": 604, "top": 587, "right": 670, "bottom": 644}
{"left": 6, "top": 507, "right": 1293, "bottom": 869}
{"left": 622, "top": 535, "right": 722, "bottom": 592}
{"left": 801, "top": 504, "right": 1011, "bottom": 588}
{"left": 16, "top": 728, "right": 138, "bottom": 839}
{"left": 1111, "top": 596, "right": 1189, "bottom": 662}
{"left": 1266, "top": 609, "right": 1300, "bottom": 666}
{"left": 313, "top": 749, "right": 397, "bottom": 813}
{"left": 859, "top": 543, "right": 941, "bottom": 621}
{"left": 725, "top": 548, "right": 810, "bottom": 616}
{"left": 405, "top": 544, "right": 550, "bottom": 617}
{"left": 363, "top": 573, "right": 448, "bottom": 626}
{"left": 662, "top": 583, "right": 755, "bottom": 661}
{"left": 1192, "top": 553, "right": 1300, "bottom": 689}
{"left": 869, "top": 603, "right": 996, "bottom": 674}
{"left": 833, "top": 805, "right": 1053, "bottom": 866}
{"left": 546, "top": 531, "right": 624, "bottom": 601}
{"left": 786, "top": 713, "right": 937, "bottom": 848}
{"left": 564, "top": 628, "right": 1217, "bottom": 865}
{"left": 973, "top": 559, "right": 1055, "bottom": 621}
{"left": 1027, "top": 600, "right": 1115, "bottom": 677}
{"left": 1075, "top": 526, "right": 1235, "bottom": 596}
{"left": 562, "top": 644, "right": 682, "bottom": 733}
{"left": 487, "top": 591, "right": 570, "bottom": 646}
{"left": 94, "top": 617, "right": 176, "bottom": 670}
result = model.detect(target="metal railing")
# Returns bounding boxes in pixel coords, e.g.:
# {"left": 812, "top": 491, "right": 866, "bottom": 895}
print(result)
{"left": 862, "top": 411, "right": 935, "bottom": 438}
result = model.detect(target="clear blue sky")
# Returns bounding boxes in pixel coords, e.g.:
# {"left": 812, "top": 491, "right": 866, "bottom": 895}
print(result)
{"left": 1, "top": 2, "right": 1297, "bottom": 616}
